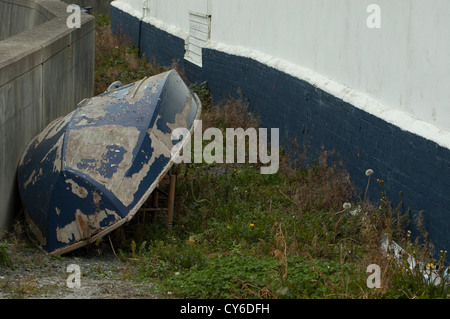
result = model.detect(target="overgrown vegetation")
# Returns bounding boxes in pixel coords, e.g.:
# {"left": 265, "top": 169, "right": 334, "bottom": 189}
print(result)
{"left": 110, "top": 86, "right": 449, "bottom": 298}
{"left": 94, "top": 14, "right": 170, "bottom": 95}
{"left": 0, "top": 240, "right": 11, "bottom": 267}
{"left": 113, "top": 90, "right": 449, "bottom": 298}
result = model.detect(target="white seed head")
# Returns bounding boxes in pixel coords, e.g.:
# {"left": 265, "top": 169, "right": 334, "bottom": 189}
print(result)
{"left": 365, "top": 169, "right": 374, "bottom": 176}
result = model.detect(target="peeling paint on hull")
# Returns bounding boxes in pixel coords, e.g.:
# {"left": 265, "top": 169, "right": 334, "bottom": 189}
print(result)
{"left": 17, "top": 70, "right": 202, "bottom": 255}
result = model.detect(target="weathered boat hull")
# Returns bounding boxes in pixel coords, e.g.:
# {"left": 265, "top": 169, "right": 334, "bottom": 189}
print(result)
{"left": 18, "top": 70, "right": 201, "bottom": 255}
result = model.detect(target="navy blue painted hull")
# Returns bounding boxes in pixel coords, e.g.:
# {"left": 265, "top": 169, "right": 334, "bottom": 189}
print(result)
{"left": 18, "top": 70, "right": 201, "bottom": 255}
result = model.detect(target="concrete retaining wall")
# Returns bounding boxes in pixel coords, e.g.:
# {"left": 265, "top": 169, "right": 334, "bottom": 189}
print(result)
{"left": 0, "top": 0, "right": 51, "bottom": 40}
{"left": 0, "top": 0, "right": 95, "bottom": 233}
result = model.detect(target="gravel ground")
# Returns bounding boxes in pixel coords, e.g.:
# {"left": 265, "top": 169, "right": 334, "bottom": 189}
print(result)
{"left": 0, "top": 236, "right": 165, "bottom": 299}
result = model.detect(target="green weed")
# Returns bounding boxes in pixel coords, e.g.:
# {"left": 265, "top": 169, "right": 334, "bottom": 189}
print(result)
{"left": 94, "top": 20, "right": 167, "bottom": 95}
{"left": 0, "top": 240, "right": 11, "bottom": 267}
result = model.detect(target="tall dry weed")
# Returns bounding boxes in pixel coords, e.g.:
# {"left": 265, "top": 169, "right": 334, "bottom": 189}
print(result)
{"left": 201, "top": 90, "right": 260, "bottom": 132}
{"left": 94, "top": 25, "right": 168, "bottom": 95}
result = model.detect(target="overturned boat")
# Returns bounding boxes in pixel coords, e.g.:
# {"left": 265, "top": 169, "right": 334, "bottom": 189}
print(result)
{"left": 17, "top": 70, "right": 201, "bottom": 255}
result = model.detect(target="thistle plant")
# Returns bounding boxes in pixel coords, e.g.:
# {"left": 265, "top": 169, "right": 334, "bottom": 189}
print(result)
{"left": 364, "top": 169, "right": 374, "bottom": 202}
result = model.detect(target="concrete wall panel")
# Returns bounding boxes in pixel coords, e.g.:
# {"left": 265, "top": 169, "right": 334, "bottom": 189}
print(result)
{"left": 0, "top": 0, "right": 53, "bottom": 40}
{"left": 0, "top": 0, "right": 95, "bottom": 233}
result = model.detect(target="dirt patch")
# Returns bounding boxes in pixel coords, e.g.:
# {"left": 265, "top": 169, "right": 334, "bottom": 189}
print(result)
{"left": 0, "top": 240, "right": 165, "bottom": 299}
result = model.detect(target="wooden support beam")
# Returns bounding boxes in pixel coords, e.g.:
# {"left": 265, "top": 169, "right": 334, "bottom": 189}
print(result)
{"left": 152, "top": 191, "right": 159, "bottom": 223}
{"left": 138, "top": 172, "right": 177, "bottom": 231}
{"left": 167, "top": 174, "right": 176, "bottom": 231}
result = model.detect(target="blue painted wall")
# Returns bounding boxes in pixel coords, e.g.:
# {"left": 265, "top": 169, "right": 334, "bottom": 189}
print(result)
{"left": 110, "top": 5, "right": 141, "bottom": 45}
{"left": 140, "top": 21, "right": 186, "bottom": 67}
{"left": 111, "top": 8, "right": 450, "bottom": 255}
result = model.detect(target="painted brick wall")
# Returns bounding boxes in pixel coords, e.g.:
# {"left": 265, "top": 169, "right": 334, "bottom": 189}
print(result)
{"left": 110, "top": 5, "right": 141, "bottom": 45}
{"left": 111, "top": 7, "right": 186, "bottom": 70}
{"left": 139, "top": 21, "right": 185, "bottom": 67}
{"left": 110, "top": 8, "right": 450, "bottom": 255}
{"left": 184, "top": 59, "right": 205, "bottom": 85}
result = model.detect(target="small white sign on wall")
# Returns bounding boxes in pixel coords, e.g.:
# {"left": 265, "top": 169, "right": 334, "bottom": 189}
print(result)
{"left": 185, "top": 12, "right": 211, "bottom": 67}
